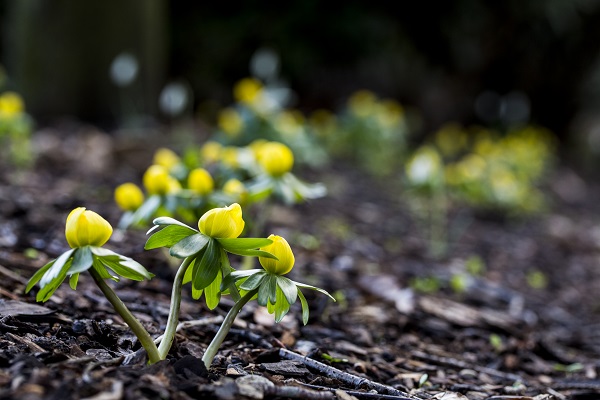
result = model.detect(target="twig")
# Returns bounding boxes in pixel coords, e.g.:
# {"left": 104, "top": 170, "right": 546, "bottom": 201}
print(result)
{"left": 292, "top": 380, "right": 427, "bottom": 400}
{"left": 410, "top": 350, "right": 524, "bottom": 383}
{"left": 279, "top": 348, "right": 416, "bottom": 398}
{"left": 264, "top": 384, "right": 335, "bottom": 399}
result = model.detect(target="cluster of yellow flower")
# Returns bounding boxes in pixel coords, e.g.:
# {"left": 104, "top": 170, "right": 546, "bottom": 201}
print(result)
{"left": 114, "top": 137, "right": 324, "bottom": 229}
{"left": 406, "top": 123, "right": 556, "bottom": 213}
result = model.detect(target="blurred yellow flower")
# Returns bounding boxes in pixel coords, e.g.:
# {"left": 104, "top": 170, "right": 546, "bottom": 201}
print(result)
{"left": 221, "top": 146, "right": 240, "bottom": 169}
{"left": 198, "top": 203, "right": 245, "bottom": 239}
{"left": 234, "top": 77, "right": 263, "bottom": 105}
{"left": 200, "top": 141, "right": 222, "bottom": 164}
{"left": 259, "top": 234, "right": 295, "bottom": 275}
{"left": 434, "top": 123, "right": 468, "bottom": 157}
{"left": 65, "top": 207, "right": 113, "bottom": 248}
{"left": 188, "top": 168, "right": 214, "bottom": 195}
{"left": 143, "top": 165, "right": 171, "bottom": 195}
{"left": 348, "top": 90, "right": 377, "bottom": 118}
{"left": 257, "top": 141, "right": 294, "bottom": 177}
{"left": 223, "top": 178, "right": 248, "bottom": 204}
{"left": 0, "top": 92, "right": 24, "bottom": 118}
{"left": 114, "top": 183, "right": 144, "bottom": 211}
{"left": 375, "top": 99, "right": 404, "bottom": 128}
{"left": 274, "top": 110, "right": 304, "bottom": 138}
{"left": 218, "top": 107, "right": 244, "bottom": 137}
{"left": 153, "top": 148, "right": 180, "bottom": 170}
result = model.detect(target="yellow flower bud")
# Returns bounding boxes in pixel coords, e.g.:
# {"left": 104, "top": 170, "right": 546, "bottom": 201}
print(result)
{"left": 233, "top": 77, "right": 263, "bottom": 105}
{"left": 257, "top": 142, "right": 294, "bottom": 177}
{"left": 0, "top": 91, "right": 24, "bottom": 118}
{"left": 114, "top": 183, "right": 144, "bottom": 211}
{"left": 259, "top": 234, "right": 295, "bottom": 275}
{"left": 65, "top": 207, "right": 113, "bottom": 248}
{"left": 223, "top": 178, "right": 248, "bottom": 204}
{"left": 166, "top": 176, "right": 182, "bottom": 194}
{"left": 143, "top": 165, "right": 170, "bottom": 195}
{"left": 153, "top": 148, "right": 180, "bottom": 170}
{"left": 200, "top": 141, "right": 222, "bottom": 164}
{"left": 198, "top": 203, "right": 245, "bottom": 238}
{"left": 218, "top": 107, "right": 244, "bottom": 137}
{"left": 188, "top": 168, "right": 214, "bottom": 195}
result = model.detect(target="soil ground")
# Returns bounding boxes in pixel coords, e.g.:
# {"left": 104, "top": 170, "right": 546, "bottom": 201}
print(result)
{"left": 1, "top": 128, "right": 599, "bottom": 400}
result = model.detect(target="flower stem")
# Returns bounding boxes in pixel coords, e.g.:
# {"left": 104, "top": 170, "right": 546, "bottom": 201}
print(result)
{"left": 157, "top": 256, "right": 193, "bottom": 359}
{"left": 89, "top": 268, "right": 161, "bottom": 364}
{"left": 201, "top": 288, "right": 258, "bottom": 369}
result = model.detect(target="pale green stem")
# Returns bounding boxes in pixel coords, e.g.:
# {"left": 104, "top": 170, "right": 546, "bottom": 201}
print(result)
{"left": 201, "top": 288, "right": 258, "bottom": 369}
{"left": 89, "top": 268, "right": 161, "bottom": 364}
{"left": 157, "top": 256, "right": 194, "bottom": 359}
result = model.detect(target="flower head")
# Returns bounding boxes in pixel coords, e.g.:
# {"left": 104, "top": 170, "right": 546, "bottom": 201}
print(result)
{"left": 143, "top": 165, "right": 171, "bottom": 195}
{"left": 223, "top": 178, "right": 248, "bottom": 204}
{"left": 153, "top": 148, "right": 180, "bottom": 170}
{"left": 259, "top": 234, "right": 295, "bottom": 275}
{"left": 114, "top": 183, "right": 144, "bottom": 211}
{"left": 65, "top": 207, "right": 113, "bottom": 248}
{"left": 0, "top": 91, "right": 24, "bottom": 119}
{"left": 198, "top": 203, "right": 245, "bottom": 238}
{"left": 218, "top": 108, "right": 244, "bottom": 137}
{"left": 188, "top": 168, "right": 214, "bottom": 195}
{"left": 257, "top": 142, "right": 294, "bottom": 177}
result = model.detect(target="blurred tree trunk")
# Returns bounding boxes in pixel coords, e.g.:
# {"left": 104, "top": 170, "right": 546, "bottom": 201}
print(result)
{"left": 3, "top": 0, "right": 168, "bottom": 127}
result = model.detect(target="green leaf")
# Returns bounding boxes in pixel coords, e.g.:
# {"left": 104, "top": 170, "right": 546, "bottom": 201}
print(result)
{"left": 220, "top": 248, "right": 240, "bottom": 302}
{"left": 293, "top": 281, "right": 336, "bottom": 301}
{"left": 276, "top": 276, "right": 298, "bottom": 305}
{"left": 240, "top": 271, "right": 267, "bottom": 291}
{"left": 69, "top": 273, "right": 80, "bottom": 290}
{"left": 217, "top": 238, "right": 273, "bottom": 251}
{"left": 297, "top": 289, "right": 310, "bottom": 325}
{"left": 151, "top": 216, "right": 195, "bottom": 230}
{"left": 26, "top": 259, "right": 55, "bottom": 293}
{"left": 221, "top": 269, "right": 262, "bottom": 290}
{"left": 36, "top": 259, "right": 73, "bottom": 302}
{"left": 170, "top": 233, "right": 210, "bottom": 258}
{"left": 182, "top": 257, "right": 196, "bottom": 284}
{"left": 273, "top": 287, "right": 291, "bottom": 323}
{"left": 39, "top": 249, "right": 75, "bottom": 287}
{"left": 145, "top": 224, "right": 199, "bottom": 250}
{"left": 192, "top": 240, "right": 220, "bottom": 291}
{"left": 217, "top": 235, "right": 277, "bottom": 258}
{"left": 191, "top": 286, "right": 203, "bottom": 300}
{"left": 92, "top": 257, "right": 119, "bottom": 281}
{"left": 204, "top": 269, "right": 222, "bottom": 310}
{"left": 131, "top": 195, "right": 161, "bottom": 225}
{"left": 69, "top": 246, "right": 93, "bottom": 275}
{"left": 258, "top": 274, "right": 277, "bottom": 306}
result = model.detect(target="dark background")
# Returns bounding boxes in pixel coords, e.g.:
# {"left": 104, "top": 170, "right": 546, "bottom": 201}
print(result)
{"left": 2, "top": 0, "right": 600, "bottom": 147}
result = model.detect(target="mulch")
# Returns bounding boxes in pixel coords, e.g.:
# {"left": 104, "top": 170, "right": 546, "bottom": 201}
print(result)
{"left": 0, "top": 128, "right": 599, "bottom": 400}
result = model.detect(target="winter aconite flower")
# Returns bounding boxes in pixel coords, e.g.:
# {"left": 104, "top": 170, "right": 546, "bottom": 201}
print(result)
{"left": 65, "top": 207, "right": 113, "bottom": 248}
{"left": 198, "top": 203, "right": 245, "bottom": 238}
{"left": 114, "top": 183, "right": 145, "bottom": 212}
{"left": 153, "top": 148, "right": 180, "bottom": 171}
{"left": 143, "top": 165, "right": 181, "bottom": 196}
{"left": 223, "top": 178, "right": 248, "bottom": 204}
{"left": 258, "top": 141, "right": 294, "bottom": 177}
{"left": 188, "top": 168, "right": 214, "bottom": 195}
{"left": 259, "top": 235, "right": 295, "bottom": 275}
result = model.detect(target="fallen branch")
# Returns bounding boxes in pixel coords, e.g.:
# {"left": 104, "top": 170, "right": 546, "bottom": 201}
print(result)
{"left": 279, "top": 348, "right": 417, "bottom": 398}
{"left": 411, "top": 350, "right": 524, "bottom": 383}
{"left": 292, "top": 380, "right": 429, "bottom": 400}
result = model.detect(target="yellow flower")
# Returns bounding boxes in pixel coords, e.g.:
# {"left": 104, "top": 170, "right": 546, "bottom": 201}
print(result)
{"left": 257, "top": 141, "right": 294, "bottom": 177}
{"left": 259, "top": 234, "right": 295, "bottom": 275}
{"left": 221, "top": 146, "right": 240, "bottom": 168}
{"left": 65, "top": 207, "right": 113, "bottom": 248}
{"left": 223, "top": 178, "right": 248, "bottom": 204}
{"left": 198, "top": 203, "right": 245, "bottom": 238}
{"left": 0, "top": 91, "right": 24, "bottom": 118}
{"left": 166, "top": 176, "right": 182, "bottom": 194}
{"left": 114, "top": 183, "right": 144, "bottom": 211}
{"left": 348, "top": 90, "right": 377, "bottom": 118}
{"left": 200, "top": 141, "right": 222, "bottom": 164}
{"left": 218, "top": 107, "right": 244, "bottom": 137}
{"left": 233, "top": 77, "right": 263, "bottom": 105}
{"left": 188, "top": 168, "right": 214, "bottom": 195}
{"left": 153, "top": 147, "right": 180, "bottom": 170}
{"left": 143, "top": 165, "right": 171, "bottom": 195}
